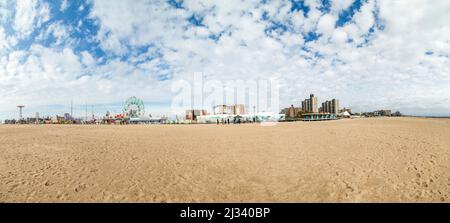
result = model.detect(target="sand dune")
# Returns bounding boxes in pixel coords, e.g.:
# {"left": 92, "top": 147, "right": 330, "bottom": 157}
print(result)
{"left": 0, "top": 117, "right": 449, "bottom": 202}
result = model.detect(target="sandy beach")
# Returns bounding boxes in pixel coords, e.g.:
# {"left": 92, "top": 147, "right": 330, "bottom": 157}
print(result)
{"left": 0, "top": 117, "right": 449, "bottom": 202}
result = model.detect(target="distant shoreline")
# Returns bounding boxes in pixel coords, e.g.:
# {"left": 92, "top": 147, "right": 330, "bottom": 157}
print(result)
{"left": 403, "top": 115, "right": 450, "bottom": 119}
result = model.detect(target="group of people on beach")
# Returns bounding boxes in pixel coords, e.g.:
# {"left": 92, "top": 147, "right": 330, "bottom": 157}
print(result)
{"left": 217, "top": 118, "right": 233, "bottom": 125}
{"left": 216, "top": 117, "right": 257, "bottom": 125}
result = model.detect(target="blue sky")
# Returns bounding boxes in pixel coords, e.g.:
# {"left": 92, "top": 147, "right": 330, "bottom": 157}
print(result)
{"left": 1, "top": 0, "right": 450, "bottom": 119}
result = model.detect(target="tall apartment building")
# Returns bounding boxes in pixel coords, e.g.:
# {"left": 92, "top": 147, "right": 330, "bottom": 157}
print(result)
{"left": 331, "top": 99, "right": 339, "bottom": 114}
{"left": 320, "top": 99, "right": 340, "bottom": 114}
{"left": 301, "top": 94, "right": 318, "bottom": 113}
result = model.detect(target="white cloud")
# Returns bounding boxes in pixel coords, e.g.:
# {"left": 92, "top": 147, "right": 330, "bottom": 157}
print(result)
{"left": 81, "top": 51, "right": 95, "bottom": 66}
{"left": 331, "top": 0, "right": 355, "bottom": 13}
{"left": 332, "top": 28, "right": 348, "bottom": 44}
{"left": 353, "top": 0, "right": 375, "bottom": 33}
{"left": 0, "top": 1, "right": 12, "bottom": 23}
{"left": 37, "top": 21, "right": 71, "bottom": 46}
{"left": 317, "top": 14, "right": 336, "bottom": 36}
{"left": 60, "top": 0, "right": 69, "bottom": 12}
{"left": 0, "top": 27, "right": 9, "bottom": 53}
{"left": 13, "top": 0, "right": 51, "bottom": 39}
{"left": 14, "top": 0, "right": 37, "bottom": 37}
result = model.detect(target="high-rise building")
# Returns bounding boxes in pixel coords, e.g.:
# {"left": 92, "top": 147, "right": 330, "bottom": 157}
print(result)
{"left": 320, "top": 99, "right": 340, "bottom": 114}
{"left": 331, "top": 99, "right": 339, "bottom": 114}
{"left": 301, "top": 94, "right": 318, "bottom": 113}
{"left": 308, "top": 99, "right": 311, "bottom": 112}
{"left": 310, "top": 94, "right": 318, "bottom": 113}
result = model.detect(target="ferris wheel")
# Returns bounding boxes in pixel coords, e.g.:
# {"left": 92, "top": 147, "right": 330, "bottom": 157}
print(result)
{"left": 123, "top": 96, "right": 145, "bottom": 118}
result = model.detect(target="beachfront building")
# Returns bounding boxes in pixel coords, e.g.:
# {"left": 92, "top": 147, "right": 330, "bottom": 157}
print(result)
{"left": 301, "top": 94, "right": 318, "bottom": 113}
{"left": 361, "top": 110, "right": 393, "bottom": 117}
{"left": 213, "top": 104, "right": 245, "bottom": 115}
{"left": 392, "top": 111, "right": 402, "bottom": 116}
{"left": 185, "top": 109, "right": 208, "bottom": 121}
{"left": 196, "top": 112, "right": 285, "bottom": 124}
{"left": 320, "top": 99, "right": 340, "bottom": 114}
{"left": 213, "top": 105, "right": 232, "bottom": 115}
{"left": 4, "top": 119, "right": 17, "bottom": 124}
{"left": 281, "top": 105, "right": 301, "bottom": 119}
{"left": 340, "top": 107, "right": 352, "bottom": 114}
{"left": 196, "top": 103, "right": 287, "bottom": 123}
{"left": 298, "top": 93, "right": 340, "bottom": 121}
{"left": 233, "top": 104, "right": 245, "bottom": 115}
{"left": 301, "top": 113, "right": 337, "bottom": 121}
{"left": 374, "top": 110, "right": 392, "bottom": 116}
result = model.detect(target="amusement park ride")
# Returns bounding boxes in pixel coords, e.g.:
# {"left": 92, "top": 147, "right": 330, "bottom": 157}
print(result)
{"left": 107, "top": 96, "right": 166, "bottom": 124}
{"left": 123, "top": 96, "right": 145, "bottom": 118}
{"left": 7, "top": 97, "right": 166, "bottom": 125}
{"left": 103, "top": 96, "right": 146, "bottom": 124}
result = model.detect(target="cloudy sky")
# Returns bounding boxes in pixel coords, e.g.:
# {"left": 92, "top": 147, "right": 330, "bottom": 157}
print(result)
{"left": 0, "top": 0, "right": 449, "bottom": 119}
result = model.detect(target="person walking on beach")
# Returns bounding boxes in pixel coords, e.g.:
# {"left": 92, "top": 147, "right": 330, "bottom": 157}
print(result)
{"left": 216, "top": 119, "right": 219, "bottom": 125}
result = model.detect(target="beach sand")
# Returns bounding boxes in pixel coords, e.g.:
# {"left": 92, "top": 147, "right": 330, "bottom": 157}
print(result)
{"left": 0, "top": 117, "right": 449, "bottom": 202}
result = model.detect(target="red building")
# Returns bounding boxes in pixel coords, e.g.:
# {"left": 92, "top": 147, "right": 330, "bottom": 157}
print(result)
{"left": 185, "top": 109, "right": 208, "bottom": 120}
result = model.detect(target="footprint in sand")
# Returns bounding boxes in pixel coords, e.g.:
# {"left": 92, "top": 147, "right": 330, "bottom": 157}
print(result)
{"left": 74, "top": 183, "right": 87, "bottom": 192}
